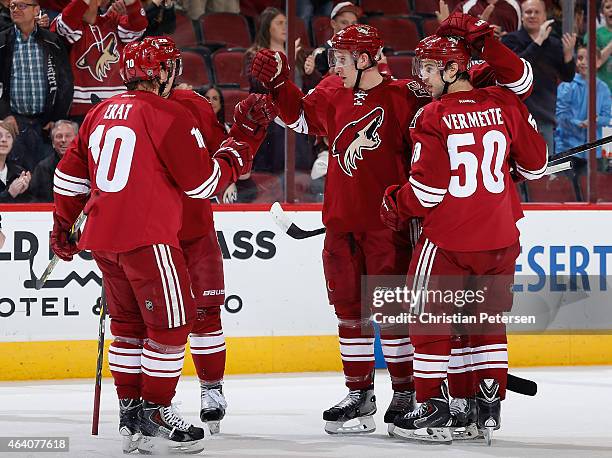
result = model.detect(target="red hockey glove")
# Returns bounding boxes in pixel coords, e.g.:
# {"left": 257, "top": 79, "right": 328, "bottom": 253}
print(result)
{"left": 214, "top": 137, "right": 254, "bottom": 180}
{"left": 251, "top": 49, "right": 289, "bottom": 90}
{"left": 380, "top": 185, "right": 403, "bottom": 232}
{"left": 50, "top": 213, "right": 80, "bottom": 261}
{"left": 233, "top": 93, "right": 279, "bottom": 136}
{"left": 436, "top": 12, "right": 494, "bottom": 47}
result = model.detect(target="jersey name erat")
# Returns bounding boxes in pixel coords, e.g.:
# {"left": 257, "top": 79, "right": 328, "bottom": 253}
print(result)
{"left": 102, "top": 103, "right": 134, "bottom": 120}
{"left": 441, "top": 107, "right": 504, "bottom": 130}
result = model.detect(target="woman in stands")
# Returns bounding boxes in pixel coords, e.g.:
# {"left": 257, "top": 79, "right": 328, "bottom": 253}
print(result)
{"left": 197, "top": 85, "right": 230, "bottom": 133}
{"left": 0, "top": 121, "right": 31, "bottom": 203}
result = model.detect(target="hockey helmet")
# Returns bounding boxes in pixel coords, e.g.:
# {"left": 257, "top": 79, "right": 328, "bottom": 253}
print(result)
{"left": 328, "top": 24, "right": 383, "bottom": 69}
{"left": 413, "top": 34, "right": 471, "bottom": 81}
{"left": 120, "top": 36, "right": 182, "bottom": 85}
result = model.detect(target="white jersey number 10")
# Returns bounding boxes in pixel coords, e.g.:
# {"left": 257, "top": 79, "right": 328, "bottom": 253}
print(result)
{"left": 89, "top": 124, "right": 136, "bottom": 193}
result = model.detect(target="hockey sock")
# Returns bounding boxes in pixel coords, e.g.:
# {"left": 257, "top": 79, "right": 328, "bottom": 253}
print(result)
{"left": 447, "top": 335, "right": 475, "bottom": 398}
{"left": 190, "top": 306, "right": 226, "bottom": 385}
{"left": 413, "top": 338, "right": 451, "bottom": 402}
{"left": 381, "top": 336, "right": 414, "bottom": 391}
{"left": 337, "top": 315, "right": 375, "bottom": 390}
{"left": 108, "top": 336, "right": 143, "bottom": 400}
{"left": 469, "top": 335, "right": 508, "bottom": 400}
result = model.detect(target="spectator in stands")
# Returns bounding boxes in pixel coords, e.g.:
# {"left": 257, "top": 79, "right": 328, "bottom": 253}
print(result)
{"left": 452, "top": 0, "right": 521, "bottom": 37}
{"left": 595, "top": 0, "right": 612, "bottom": 91}
{"left": 197, "top": 84, "right": 230, "bottom": 132}
{"left": 177, "top": 0, "right": 238, "bottom": 21}
{"left": 502, "top": 0, "right": 576, "bottom": 155}
{"left": 313, "top": 1, "right": 361, "bottom": 77}
{"left": 0, "top": 0, "right": 12, "bottom": 31}
{"left": 143, "top": 0, "right": 175, "bottom": 36}
{"left": 0, "top": 120, "right": 31, "bottom": 202}
{"left": 29, "top": 119, "right": 77, "bottom": 202}
{"left": 52, "top": 0, "right": 147, "bottom": 123}
{"left": 556, "top": 44, "right": 611, "bottom": 191}
{"left": 0, "top": 0, "right": 73, "bottom": 172}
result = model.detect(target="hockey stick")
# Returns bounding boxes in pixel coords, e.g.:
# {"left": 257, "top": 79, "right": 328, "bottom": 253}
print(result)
{"left": 92, "top": 284, "right": 107, "bottom": 435}
{"left": 270, "top": 202, "right": 538, "bottom": 396}
{"left": 548, "top": 134, "right": 612, "bottom": 165}
{"left": 32, "top": 210, "right": 88, "bottom": 290}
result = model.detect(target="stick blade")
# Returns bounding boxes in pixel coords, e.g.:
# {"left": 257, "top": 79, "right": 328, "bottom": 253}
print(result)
{"left": 507, "top": 373, "right": 537, "bottom": 396}
{"left": 270, "top": 202, "right": 291, "bottom": 233}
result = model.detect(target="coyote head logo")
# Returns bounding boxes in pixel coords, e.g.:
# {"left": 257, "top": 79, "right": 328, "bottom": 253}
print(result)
{"left": 331, "top": 107, "right": 384, "bottom": 177}
{"left": 76, "top": 30, "right": 120, "bottom": 83}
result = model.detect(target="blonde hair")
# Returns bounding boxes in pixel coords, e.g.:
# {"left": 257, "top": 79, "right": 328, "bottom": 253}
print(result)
{"left": 0, "top": 120, "right": 17, "bottom": 139}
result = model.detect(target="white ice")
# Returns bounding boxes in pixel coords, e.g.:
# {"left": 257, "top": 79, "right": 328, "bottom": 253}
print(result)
{"left": 1, "top": 367, "right": 612, "bottom": 457}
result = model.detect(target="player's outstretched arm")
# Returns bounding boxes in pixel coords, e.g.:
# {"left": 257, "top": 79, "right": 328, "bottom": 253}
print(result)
{"left": 437, "top": 12, "right": 533, "bottom": 99}
{"left": 250, "top": 49, "right": 328, "bottom": 136}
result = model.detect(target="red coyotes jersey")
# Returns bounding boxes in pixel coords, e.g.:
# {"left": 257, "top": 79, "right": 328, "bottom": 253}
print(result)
{"left": 281, "top": 75, "right": 430, "bottom": 232}
{"left": 53, "top": 91, "right": 230, "bottom": 253}
{"left": 52, "top": 0, "right": 146, "bottom": 115}
{"left": 397, "top": 86, "right": 547, "bottom": 252}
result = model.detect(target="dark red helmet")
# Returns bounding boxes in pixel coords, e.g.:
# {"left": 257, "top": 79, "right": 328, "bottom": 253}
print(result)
{"left": 120, "top": 36, "right": 181, "bottom": 85}
{"left": 413, "top": 34, "right": 471, "bottom": 79}
{"left": 329, "top": 24, "right": 384, "bottom": 64}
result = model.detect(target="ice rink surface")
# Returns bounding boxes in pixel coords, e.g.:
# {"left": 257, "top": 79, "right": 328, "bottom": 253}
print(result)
{"left": 1, "top": 367, "right": 611, "bottom": 458}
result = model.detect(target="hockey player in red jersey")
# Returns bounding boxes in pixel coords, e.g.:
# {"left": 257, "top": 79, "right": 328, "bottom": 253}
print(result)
{"left": 251, "top": 14, "right": 533, "bottom": 434}
{"left": 147, "top": 36, "right": 278, "bottom": 434}
{"left": 52, "top": 0, "right": 147, "bottom": 118}
{"left": 51, "top": 38, "right": 253, "bottom": 454}
{"left": 381, "top": 34, "right": 547, "bottom": 444}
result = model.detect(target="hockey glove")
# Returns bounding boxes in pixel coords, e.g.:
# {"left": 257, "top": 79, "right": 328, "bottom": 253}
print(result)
{"left": 380, "top": 185, "right": 404, "bottom": 232}
{"left": 251, "top": 49, "right": 289, "bottom": 90}
{"left": 50, "top": 213, "right": 80, "bottom": 261}
{"left": 233, "top": 93, "right": 279, "bottom": 136}
{"left": 436, "top": 12, "right": 494, "bottom": 48}
{"left": 214, "top": 138, "right": 253, "bottom": 181}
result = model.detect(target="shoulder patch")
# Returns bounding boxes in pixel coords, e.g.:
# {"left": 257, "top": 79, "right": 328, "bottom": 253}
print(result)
{"left": 406, "top": 80, "right": 430, "bottom": 98}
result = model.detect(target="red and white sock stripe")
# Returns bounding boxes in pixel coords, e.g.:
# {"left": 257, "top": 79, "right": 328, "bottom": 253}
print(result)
{"left": 190, "top": 331, "right": 226, "bottom": 355}
{"left": 381, "top": 337, "right": 414, "bottom": 363}
{"left": 152, "top": 244, "right": 186, "bottom": 328}
{"left": 141, "top": 346, "right": 185, "bottom": 378}
{"left": 108, "top": 344, "right": 142, "bottom": 374}
{"left": 339, "top": 337, "right": 375, "bottom": 363}
{"left": 448, "top": 343, "right": 508, "bottom": 374}
{"left": 413, "top": 352, "right": 450, "bottom": 379}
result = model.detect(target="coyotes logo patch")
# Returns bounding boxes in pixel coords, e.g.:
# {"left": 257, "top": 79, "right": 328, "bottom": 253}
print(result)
{"left": 331, "top": 107, "right": 384, "bottom": 177}
{"left": 76, "top": 28, "right": 120, "bottom": 83}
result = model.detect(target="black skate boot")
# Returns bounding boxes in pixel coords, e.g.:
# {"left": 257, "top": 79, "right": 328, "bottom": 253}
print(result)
{"left": 119, "top": 398, "right": 142, "bottom": 454}
{"left": 476, "top": 378, "right": 501, "bottom": 446}
{"left": 384, "top": 390, "right": 416, "bottom": 436}
{"left": 449, "top": 397, "right": 481, "bottom": 441}
{"left": 200, "top": 383, "right": 227, "bottom": 434}
{"left": 323, "top": 386, "right": 376, "bottom": 434}
{"left": 138, "top": 400, "right": 205, "bottom": 455}
{"left": 392, "top": 383, "right": 452, "bottom": 443}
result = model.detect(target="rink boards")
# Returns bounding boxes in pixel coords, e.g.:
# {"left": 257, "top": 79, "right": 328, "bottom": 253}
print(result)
{"left": 1, "top": 203, "right": 612, "bottom": 380}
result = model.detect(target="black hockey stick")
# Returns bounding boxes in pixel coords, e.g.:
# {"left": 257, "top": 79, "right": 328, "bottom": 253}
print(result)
{"left": 270, "top": 202, "right": 538, "bottom": 396}
{"left": 30, "top": 210, "right": 88, "bottom": 290}
{"left": 548, "top": 134, "right": 612, "bottom": 166}
{"left": 92, "top": 284, "right": 107, "bottom": 435}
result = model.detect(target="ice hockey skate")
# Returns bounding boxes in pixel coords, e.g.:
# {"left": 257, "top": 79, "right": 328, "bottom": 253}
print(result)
{"left": 118, "top": 398, "right": 142, "bottom": 454}
{"left": 476, "top": 378, "right": 501, "bottom": 446}
{"left": 323, "top": 387, "right": 376, "bottom": 434}
{"left": 392, "top": 384, "right": 453, "bottom": 443}
{"left": 200, "top": 383, "right": 227, "bottom": 434}
{"left": 384, "top": 390, "right": 415, "bottom": 435}
{"left": 449, "top": 397, "right": 482, "bottom": 441}
{"left": 138, "top": 401, "right": 205, "bottom": 455}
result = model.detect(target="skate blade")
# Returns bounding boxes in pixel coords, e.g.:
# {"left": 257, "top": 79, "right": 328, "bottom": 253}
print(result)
{"left": 137, "top": 436, "right": 205, "bottom": 455}
{"left": 324, "top": 416, "right": 376, "bottom": 435}
{"left": 392, "top": 426, "right": 452, "bottom": 444}
{"left": 121, "top": 433, "right": 141, "bottom": 454}
{"left": 205, "top": 420, "right": 220, "bottom": 435}
{"left": 484, "top": 427, "right": 493, "bottom": 446}
{"left": 451, "top": 423, "right": 483, "bottom": 441}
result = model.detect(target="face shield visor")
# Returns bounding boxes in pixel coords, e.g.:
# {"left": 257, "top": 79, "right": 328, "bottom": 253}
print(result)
{"left": 412, "top": 56, "right": 443, "bottom": 81}
{"left": 327, "top": 48, "right": 356, "bottom": 70}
